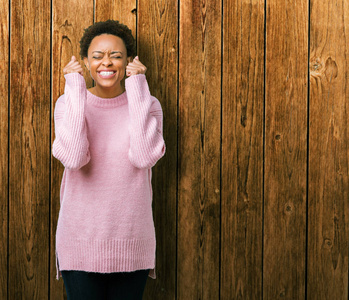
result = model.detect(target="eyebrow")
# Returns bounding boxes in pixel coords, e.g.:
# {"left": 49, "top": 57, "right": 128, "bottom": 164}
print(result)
{"left": 92, "top": 51, "right": 123, "bottom": 54}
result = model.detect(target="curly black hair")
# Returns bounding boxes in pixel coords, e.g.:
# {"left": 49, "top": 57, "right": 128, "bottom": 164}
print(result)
{"left": 79, "top": 20, "right": 136, "bottom": 59}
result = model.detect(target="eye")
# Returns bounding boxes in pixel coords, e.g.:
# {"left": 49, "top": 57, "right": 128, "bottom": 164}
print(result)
{"left": 111, "top": 56, "right": 122, "bottom": 59}
{"left": 93, "top": 56, "right": 102, "bottom": 59}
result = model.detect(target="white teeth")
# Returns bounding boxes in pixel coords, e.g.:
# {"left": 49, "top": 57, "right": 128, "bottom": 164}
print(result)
{"left": 99, "top": 71, "right": 114, "bottom": 76}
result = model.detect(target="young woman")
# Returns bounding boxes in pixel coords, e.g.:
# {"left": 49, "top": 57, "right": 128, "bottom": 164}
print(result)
{"left": 52, "top": 20, "right": 165, "bottom": 299}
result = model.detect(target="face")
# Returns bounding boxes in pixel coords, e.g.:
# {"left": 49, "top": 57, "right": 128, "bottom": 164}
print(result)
{"left": 84, "top": 34, "right": 131, "bottom": 92}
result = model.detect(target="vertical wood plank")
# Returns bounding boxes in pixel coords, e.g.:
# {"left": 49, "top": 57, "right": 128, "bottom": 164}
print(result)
{"left": 178, "top": 0, "right": 221, "bottom": 298}
{"left": 221, "top": 0, "right": 264, "bottom": 298}
{"left": 0, "top": 0, "right": 9, "bottom": 299}
{"left": 9, "top": 0, "right": 51, "bottom": 298}
{"left": 263, "top": 0, "right": 308, "bottom": 298}
{"left": 95, "top": 0, "right": 137, "bottom": 35}
{"left": 137, "top": 0, "right": 178, "bottom": 299}
{"left": 51, "top": 0, "right": 94, "bottom": 298}
{"left": 308, "top": 0, "right": 349, "bottom": 298}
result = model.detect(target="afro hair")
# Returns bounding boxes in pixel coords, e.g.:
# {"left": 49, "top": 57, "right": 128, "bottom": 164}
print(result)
{"left": 79, "top": 20, "right": 136, "bottom": 59}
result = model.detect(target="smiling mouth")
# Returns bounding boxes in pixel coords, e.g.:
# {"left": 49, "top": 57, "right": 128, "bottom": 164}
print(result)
{"left": 98, "top": 71, "right": 116, "bottom": 78}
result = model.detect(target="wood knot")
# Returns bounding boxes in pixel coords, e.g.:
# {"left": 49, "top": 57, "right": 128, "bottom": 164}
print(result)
{"left": 59, "top": 20, "right": 72, "bottom": 28}
{"left": 324, "top": 57, "right": 338, "bottom": 82}
{"left": 323, "top": 238, "right": 332, "bottom": 249}
{"left": 284, "top": 203, "right": 293, "bottom": 214}
{"left": 27, "top": 49, "right": 33, "bottom": 69}
{"left": 279, "top": 289, "right": 286, "bottom": 297}
{"left": 310, "top": 56, "right": 338, "bottom": 82}
{"left": 310, "top": 57, "right": 323, "bottom": 73}
{"left": 241, "top": 115, "right": 247, "bottom": 127}
{"left": 131, "top": 8, "right": 137, "bottom": 14}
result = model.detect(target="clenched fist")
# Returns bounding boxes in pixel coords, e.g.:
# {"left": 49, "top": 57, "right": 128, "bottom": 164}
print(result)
{"left": 63, "top": 56, "right": 84, "bottom": 76}
{"left": 126, "top": 56, "right": 147, "bottom": 77}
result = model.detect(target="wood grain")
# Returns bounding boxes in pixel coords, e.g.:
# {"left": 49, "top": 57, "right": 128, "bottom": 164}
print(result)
{"left": 1, "top": 0, "right": 349, "bottom": 298}
{"left": 0, "top": 1, "right": 9, "bottom": 299}
{"left": 51, "top": 0, "right": 94, "bottom": 298}
{"left": 9, "top": 0, "right": 51, "bottom": 298}
{"left": 263, "top": 0, "right": 308, "bottom": 298}
{"left": 308, "top": 0, "right": 349, "bottom": 298}
{"left": 178, "top": 0, "right": 221, "bottom": 298}
{"left": 221, "top": 0, "right": 264, "bottom": 298}
{"left": 95, "top": 0, "right": 137, "bottom": 35}
{"left": 137, "top": 0, "right": 178, "bottom": 299}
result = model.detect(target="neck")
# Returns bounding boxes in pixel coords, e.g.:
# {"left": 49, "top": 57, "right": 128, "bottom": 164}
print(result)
{"left": 89, "top": 84, "right": 124, "bottom": 98}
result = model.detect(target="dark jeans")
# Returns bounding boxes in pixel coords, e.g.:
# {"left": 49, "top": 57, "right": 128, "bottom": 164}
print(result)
{"left": 61, "top": 269, "right": 150, "bottom": 300}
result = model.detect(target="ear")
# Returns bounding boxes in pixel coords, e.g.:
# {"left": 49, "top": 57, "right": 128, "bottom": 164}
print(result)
{"left": 83, "top": 57, "right": 90, "bottom": 71}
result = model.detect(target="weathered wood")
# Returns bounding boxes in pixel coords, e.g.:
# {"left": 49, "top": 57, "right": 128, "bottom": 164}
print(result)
{"left": 137, "top": 0, "right": 178, "bottom": 299}
{"left": 95, "top": 0, "right": 136, "bottom": 35}
{"left": 1, "top": 0, "right": 349, "bottom": 298}
{"left": 263, "top": 0, "right": 308, "bottom": 298}
{"left": 308, "top": 0, "right": 349, "bottom": 299}
{"left": 178, "top": 0, "right": 221, "bottom": 298}
{"left": 221, "top": 0, "right": 264, "bottom": 298}
{"left": 0, "top": 1, "right": 9, "bottom": 299}
{"left": 51, "top": 1, "right": 94, "bottom": 298}
{"left": 9, "top": 0, "right": 51, "bottom": 298}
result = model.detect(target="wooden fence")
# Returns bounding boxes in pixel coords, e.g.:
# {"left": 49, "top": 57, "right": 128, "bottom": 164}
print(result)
{"left": 1, "top": 0, "right": 348, "bottom": 299}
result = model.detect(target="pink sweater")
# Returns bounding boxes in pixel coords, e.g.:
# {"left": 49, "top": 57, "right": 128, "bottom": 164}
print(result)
{"left": 52, "top": 73, "right": 165, "bottom": 280}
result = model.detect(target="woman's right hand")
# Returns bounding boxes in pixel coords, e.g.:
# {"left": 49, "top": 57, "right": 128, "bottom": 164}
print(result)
{"left": 63, "top": 56, "right": 84, "bottom": 76}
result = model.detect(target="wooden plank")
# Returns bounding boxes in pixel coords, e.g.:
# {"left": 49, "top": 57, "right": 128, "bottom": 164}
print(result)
{"left": 263, "top": 0, "right": 308, "bottom": 298}
{"left": 9, "top": 0, "right": 51, "bottom": 298}
{"left": 308, "top": 0, "right": 349, "bottom": 298}
{"left": 177, "top": 0, "right": 221, "bottom": 298}
{"left": 137, "top": 0, "right": 178, "bottom": 299}
{"left": 221, "top": 0, "right": 264, "bottom": 298}
{"left": 0, "top": 0, "right": 9, "bottom": 299}
{"left": 51, "top": 0, "right": 94, "bottom": 298}
{"left": 95, "top": 0, "right": 136, "bottom": 35}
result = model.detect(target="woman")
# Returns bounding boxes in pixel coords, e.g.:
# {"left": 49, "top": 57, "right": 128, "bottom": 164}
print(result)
{"left": 52, "top": 19, "right": 165, "bottom": 299}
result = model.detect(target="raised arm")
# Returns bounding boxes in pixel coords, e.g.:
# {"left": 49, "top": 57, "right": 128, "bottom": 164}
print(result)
{"left": 125, "top": 73, "right": 166, "bottom": 169}
{"left": 52, "top": 70, "right": 90, "bottom": 170}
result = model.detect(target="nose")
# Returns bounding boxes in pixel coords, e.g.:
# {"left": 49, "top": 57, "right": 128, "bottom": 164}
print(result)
{"left": 102, "top": 55, "right": 112, "bottom": 66}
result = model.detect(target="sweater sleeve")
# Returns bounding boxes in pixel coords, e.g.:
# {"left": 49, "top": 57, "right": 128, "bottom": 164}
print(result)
{"left": 52, "top": 73, "right": 90, "bottom": 170}
{"left": 125, "top": 74, "right": 166, "bottom": 169}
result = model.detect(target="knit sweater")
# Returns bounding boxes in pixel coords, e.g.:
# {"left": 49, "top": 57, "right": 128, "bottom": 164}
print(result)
{"left": 52, "top": 72, "right": 165, "bottom": 280}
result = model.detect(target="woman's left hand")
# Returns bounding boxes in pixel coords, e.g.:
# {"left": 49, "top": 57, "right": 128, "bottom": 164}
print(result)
{"left": 126, "top": 56, "right": 147, "bottom": 77}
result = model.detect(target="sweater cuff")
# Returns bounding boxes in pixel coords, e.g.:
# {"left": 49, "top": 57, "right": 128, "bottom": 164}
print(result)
{"left": 64, "top": 73, "right": 86, "bottom": 88}
{"left": 125, "top": 74, "right": 150, "bottom": 102}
